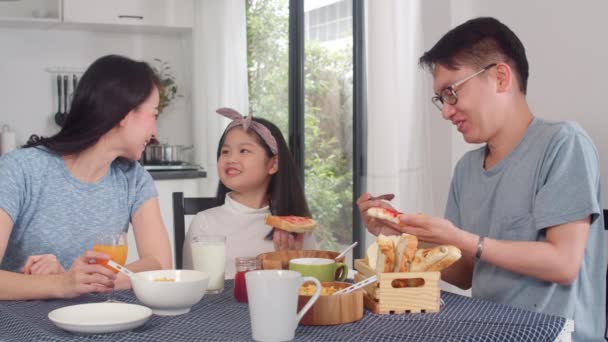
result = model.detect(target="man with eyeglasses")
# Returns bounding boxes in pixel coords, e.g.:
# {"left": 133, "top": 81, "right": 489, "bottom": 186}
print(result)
{"left": 358, "top": 17, "right": 605, "bottom": 341}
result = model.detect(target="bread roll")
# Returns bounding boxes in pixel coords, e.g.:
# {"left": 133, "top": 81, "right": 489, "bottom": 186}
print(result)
{"left": 365, "top": 236, "right": 461, "bottom": 289}
{"left": 393, "top": 234, "right": 418, "bottom": 272}
{"left": 375, "top": 235, "right": 395, "bottom": 273}
{"left": 366, "top": 241, "right": 379, "bottom": 271}
{"left": 366, "top": 233, "right": 417, "bottom": 271}
{"left": 410, "top": 245, "right": 461, "bottom": 272}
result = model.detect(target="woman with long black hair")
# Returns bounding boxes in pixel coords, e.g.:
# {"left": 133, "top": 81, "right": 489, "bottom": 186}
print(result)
{"left": 0, "top": 55, "right": 172, "bottom": 300}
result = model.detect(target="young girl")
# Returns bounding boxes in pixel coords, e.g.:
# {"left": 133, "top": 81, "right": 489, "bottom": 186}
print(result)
{"left": 183, "top": 108, "right": 316, "bottom": 278}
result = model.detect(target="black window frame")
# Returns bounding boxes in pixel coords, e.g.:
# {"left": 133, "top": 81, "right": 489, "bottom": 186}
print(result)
{"left": 288, "top": 0, "right": 366, "bottom": 259}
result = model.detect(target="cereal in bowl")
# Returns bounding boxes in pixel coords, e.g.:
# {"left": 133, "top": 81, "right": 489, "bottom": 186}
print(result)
{"left": 299, "top": 283, "right": 339, "bottom": 296}
{"left": 154, "top": 277, "right": 176, "bottom": 282}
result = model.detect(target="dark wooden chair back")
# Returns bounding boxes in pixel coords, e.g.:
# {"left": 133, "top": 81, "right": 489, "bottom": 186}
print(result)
{"left": 604, "top": 209, "right": 608, "bottom": 341}
{"left": 172, "top": 192, "right": 218, "bottom": 269}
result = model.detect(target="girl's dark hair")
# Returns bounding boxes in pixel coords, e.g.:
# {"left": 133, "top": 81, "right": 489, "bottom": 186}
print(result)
{"left": 215, "top": 117, "right": 311, "bottom": 218}
{"left": 419, "top": 17, "right": 529, "bottom": 94}
{"left": 24, "top": 55, "right": 159, "bottom": 155}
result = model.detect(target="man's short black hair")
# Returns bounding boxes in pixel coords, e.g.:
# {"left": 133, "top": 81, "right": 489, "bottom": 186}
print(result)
{"left": 419, "top": 17, "right": 529, "bottom": 94}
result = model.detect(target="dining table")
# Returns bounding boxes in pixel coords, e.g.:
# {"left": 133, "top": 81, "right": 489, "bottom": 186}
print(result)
{"left": 0, "top": 280, "right": 573, "bottom": 341}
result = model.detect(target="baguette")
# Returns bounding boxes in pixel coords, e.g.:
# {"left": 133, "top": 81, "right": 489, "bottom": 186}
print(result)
{"left": 366, "top": 233, "right": 417, "bottom": 272}
{"left": 389, "top": 234, "right": 417, "bottom": 288}
{"left": 394, "top": 234, "right": 418, "bottom": 272}
{"left": 365, "top": 235, "right": 461, "bottom": 288}
{"left": 264, "top": 215, "right": 317, "bottom": 233}
{"left": 410, "top": 245, "right": 462, "bottom": 272}
{"left": 366, "top": 241, "right": 379, "bottom": 271}
{"left": 407, "top": 245, "right": 460, "bottom": 287}
{"left": 375, "top": 234, "right": 395, "bottom": 273}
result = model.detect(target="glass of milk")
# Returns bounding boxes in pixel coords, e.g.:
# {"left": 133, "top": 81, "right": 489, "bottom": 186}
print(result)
{"left": 191, "top": 235, "right": 226, "bottom": 294}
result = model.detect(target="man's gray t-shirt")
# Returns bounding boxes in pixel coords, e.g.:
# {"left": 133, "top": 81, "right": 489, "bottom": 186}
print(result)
{"left": 445, "top": 117, "right": 605, "bottom": 341}
{"left": 0, "top": 147, "right": 157, "bottom": 271}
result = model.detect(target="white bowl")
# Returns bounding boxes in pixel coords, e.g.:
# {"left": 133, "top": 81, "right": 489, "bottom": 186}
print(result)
{"left": 131, "top": 270, "right": 209, "bottom": 316}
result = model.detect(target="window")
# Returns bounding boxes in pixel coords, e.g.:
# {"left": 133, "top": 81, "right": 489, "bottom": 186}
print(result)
{"left": 306, "top": 0, "right": 351, "bottom": 42}
{"left": 303, "top": 0, "right": 353, "bottom": 251}
{"left": 246, "top": 0, "right": 290, "bottom": 134}
{"left": 246, "top": 0, "right": 364, "bottom": 258}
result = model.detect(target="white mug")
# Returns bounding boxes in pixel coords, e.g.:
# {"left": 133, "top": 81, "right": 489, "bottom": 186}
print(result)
{"left": 246, "top": 270, "right": 321, "bottom": 342}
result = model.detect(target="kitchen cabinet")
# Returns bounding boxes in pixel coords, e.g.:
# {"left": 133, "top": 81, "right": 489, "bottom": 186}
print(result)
{"left": 126, "top": 176, "right": 211, "bottom": 268}
{"left": 63, "top": 0, "right": 193, "bottom": 30}
{"left": 0, "top": 0, "right": 193, "bottom": 31}
{"left": 0, "top": 0, "right": 61, "bottom": 24}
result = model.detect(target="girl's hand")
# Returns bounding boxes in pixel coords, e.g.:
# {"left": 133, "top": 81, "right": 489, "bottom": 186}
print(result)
{"left": 57, "top": 250, "right": 117, "bottom": 299}
{"left": 273, "top": 230, "right": 304, "bottom": 251}
{"left": 356, "top": 192, "right": 402, "bottom": 236}
{"left": 21, "top": 254, "right": 66, "bottom": 275}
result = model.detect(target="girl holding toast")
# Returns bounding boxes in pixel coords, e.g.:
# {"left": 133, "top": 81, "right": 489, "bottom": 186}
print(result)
{"left": 183, "top": 108, "right": 316, "bottom": 278}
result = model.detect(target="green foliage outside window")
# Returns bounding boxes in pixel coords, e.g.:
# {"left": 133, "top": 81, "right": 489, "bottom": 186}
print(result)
{"left": 247, "top": 0, "right": 353, "bottom": 251}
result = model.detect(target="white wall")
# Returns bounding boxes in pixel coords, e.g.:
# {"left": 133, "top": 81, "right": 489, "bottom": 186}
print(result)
{"left": 0, "top": 26, "right": 193, "bottom": 150}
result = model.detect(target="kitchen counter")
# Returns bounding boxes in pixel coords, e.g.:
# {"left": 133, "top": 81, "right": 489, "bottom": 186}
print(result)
{"left": 148, "top": 169, "right": 207, "bottom": 180}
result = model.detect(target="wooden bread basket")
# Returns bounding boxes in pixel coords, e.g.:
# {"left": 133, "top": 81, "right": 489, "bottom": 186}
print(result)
{"left": 354, "top": 259, "right": 440, "bottom": 314}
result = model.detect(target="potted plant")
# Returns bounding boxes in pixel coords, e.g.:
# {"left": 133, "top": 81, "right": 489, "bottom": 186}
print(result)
{"left": 151, "top": 58, "right": 183, "bottom": 117}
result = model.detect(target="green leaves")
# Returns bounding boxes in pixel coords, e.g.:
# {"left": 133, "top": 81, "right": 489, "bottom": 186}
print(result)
{"left": 151, "top": 59, "right": 183, "bottom": 116}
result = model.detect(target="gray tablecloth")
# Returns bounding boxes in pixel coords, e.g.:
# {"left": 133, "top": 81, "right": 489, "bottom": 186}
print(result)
{"left": 0, "top": 280, "right": 567, "bottom": 341}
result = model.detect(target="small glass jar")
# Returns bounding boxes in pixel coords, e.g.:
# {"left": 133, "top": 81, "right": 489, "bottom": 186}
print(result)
{"left": 234, "top": 256, "right": 261, "bottom": 303}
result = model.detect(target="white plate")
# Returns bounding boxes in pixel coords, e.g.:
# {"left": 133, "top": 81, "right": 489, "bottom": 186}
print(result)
{"left": 48, "top": 302, "right": 152, "bottom": 335}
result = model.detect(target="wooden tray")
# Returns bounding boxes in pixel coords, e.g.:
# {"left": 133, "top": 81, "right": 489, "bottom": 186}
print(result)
{"left": 257, "top": 250, "right": 343, "bottom": 270}
{"left": 354, "top": 259, "right": 440, "bottom": 314}
{"left": 298, "top": 281, "right": 364, "bottom": 325}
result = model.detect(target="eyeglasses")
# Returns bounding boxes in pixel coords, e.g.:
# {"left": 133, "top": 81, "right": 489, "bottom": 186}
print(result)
{"left": 431, "top": 63, "right": 497, "bottom": 111}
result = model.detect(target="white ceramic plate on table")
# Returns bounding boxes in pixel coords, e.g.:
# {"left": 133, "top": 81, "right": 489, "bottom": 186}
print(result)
{"left": 48, "top": 302, "right": 152, "bottom": 334}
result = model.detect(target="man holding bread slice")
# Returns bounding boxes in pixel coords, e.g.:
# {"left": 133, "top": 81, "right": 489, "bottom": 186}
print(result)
{"left": 358, "top": 17, "right": 605, "bottom": 341}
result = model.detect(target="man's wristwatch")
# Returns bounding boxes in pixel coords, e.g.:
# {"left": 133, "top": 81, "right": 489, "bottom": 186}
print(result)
{"left": 475, "top": 236, "right": 485, "bottom": 261}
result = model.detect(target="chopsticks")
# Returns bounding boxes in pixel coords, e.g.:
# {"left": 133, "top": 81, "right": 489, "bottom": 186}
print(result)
{"left": 333, "top": 275, "right": 377, "bottom": 295}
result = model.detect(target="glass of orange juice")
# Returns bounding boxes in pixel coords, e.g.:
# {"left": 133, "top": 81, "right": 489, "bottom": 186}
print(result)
{"left": 93, "top": 231, "right": 128, "bottom": 301}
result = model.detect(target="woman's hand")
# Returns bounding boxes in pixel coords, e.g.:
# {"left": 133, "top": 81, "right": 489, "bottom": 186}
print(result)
{"left": 356, "top": 192, "right": 402, "bottom": 236}
{"left": 273, "top": 230, "right": 304, "bottom": 251}
{"left": 57, "top": 250, "right": 117, "bottom": 299}
{"left": 21, "top": 254, "right": 66, "bottom": 275}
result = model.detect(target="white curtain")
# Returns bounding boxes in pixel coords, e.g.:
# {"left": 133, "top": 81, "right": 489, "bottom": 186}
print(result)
{"left": 365, "top": 0, "right": 436, "bottom": 240}
{"left": 192, "top": 0, "right": 250, "bottom": 194}
{"left": 365, "top": 1, "right": 472, "bottom": 296}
